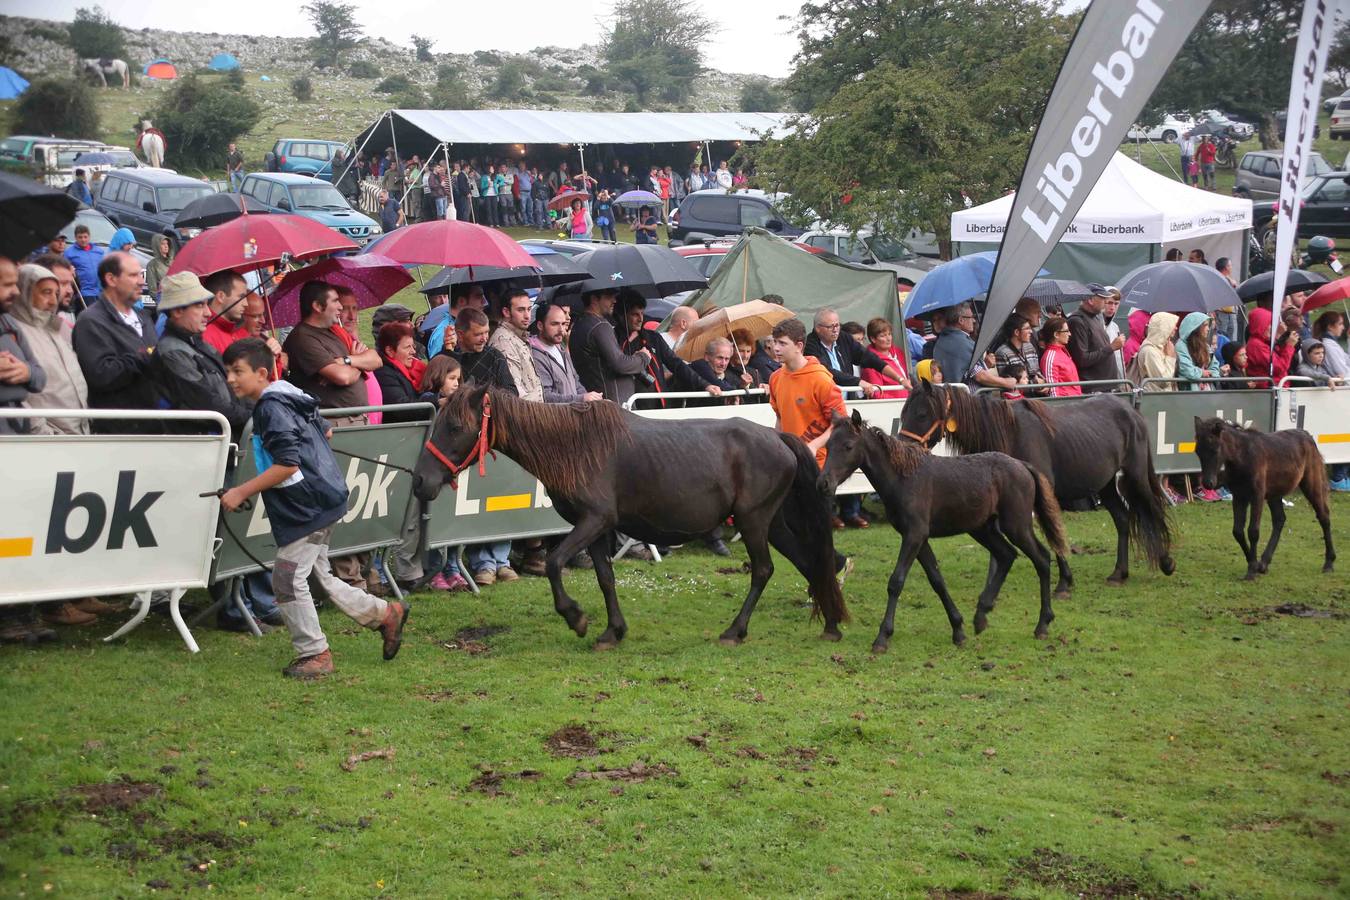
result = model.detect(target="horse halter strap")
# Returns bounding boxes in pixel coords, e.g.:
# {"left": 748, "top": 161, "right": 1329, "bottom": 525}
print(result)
{"left": 423, "top": 394, "right": 497, "bottom": 489}
{"left": 898, "top": 389, "right": 952, "bottom": 447}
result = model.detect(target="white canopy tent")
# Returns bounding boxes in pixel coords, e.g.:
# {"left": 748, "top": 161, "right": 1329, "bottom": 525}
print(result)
{"left": 360, "top": 109, "right": 793, "bottom": 147}
{"left": 952, "top": 152, "right": 1254, "bottom": 282}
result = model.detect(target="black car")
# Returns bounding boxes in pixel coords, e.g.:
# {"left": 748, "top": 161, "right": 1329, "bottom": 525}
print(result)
{"left": 1252, "top": 171, "right": 1350, "bottom": 239}
{"left": 94, "top": 168, "right": 216, "bottom": 250}
{"left": 666, "top": 190, "right": 801, "bottom": 247}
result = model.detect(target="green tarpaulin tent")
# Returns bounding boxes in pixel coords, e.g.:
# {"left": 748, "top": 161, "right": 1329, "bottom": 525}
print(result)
{"left": 681, "top": 228, "right": 902, "bottom": 335}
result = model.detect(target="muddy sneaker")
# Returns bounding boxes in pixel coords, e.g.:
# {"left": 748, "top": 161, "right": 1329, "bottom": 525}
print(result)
{"left": 519, "top": 551, "right": 548, "bottom": 577}
{"left": 1197, "top": 489, "right": 1222, "bottom": 503}
{"left": 378, "top": 601, "right": 410, "bottom": 661}
{"left": 473, "top": 568, "right": 497, "bottom": 586}
{"left": 446, "top": 573, "right": 471, "bottom": 592}
{"left": 495, "top": 566, "right": 520, "bottom": 583}
{"left": 429, "top": 572, "right": 453, "bottom": 591}
{"left": 283, "top": 649, "right": 334, "bottom": 680}
{"left": 1331, "top": 477, "right": 1350, "bottom": 493}
{"left": 837, "top": 556, "right": 855, "bottom": 586}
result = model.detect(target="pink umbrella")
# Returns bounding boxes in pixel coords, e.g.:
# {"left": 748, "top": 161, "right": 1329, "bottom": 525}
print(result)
{"left": 268, "top": 254, "right": 413, "bottom": 329}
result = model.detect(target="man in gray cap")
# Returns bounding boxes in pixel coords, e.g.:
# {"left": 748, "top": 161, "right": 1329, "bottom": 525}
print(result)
{"left": 155, "top": 271, "right": 255, "bottom": 438}
{"left": 1067, "top": 282, "right": 1125, "bottom": 391}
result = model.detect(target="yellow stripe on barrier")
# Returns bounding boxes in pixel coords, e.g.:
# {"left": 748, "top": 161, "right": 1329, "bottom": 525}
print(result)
{"left": 1177, "top": 441, "right": 1196, "bottom": 453}
{"left": 1317, "top": 433, "right": 1350, "bottom": 444}
{"left": 0, "top": 537, "right": 35, "bottom": 558}
{"left": 484, "top": 494, "right": 532, "bottom": 512}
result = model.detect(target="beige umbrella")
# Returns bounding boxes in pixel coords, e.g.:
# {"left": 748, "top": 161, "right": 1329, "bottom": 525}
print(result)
{"left": 676, "top": 299, "right": 795, "bottom": 364}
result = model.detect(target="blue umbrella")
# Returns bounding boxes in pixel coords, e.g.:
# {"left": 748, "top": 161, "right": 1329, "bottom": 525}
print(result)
{"left": 903, "top": 251, "right": 1049, "bottom": 317}
{"left": 612, "top": 189, "right": 661, "bottom": 207}
{"left": 73, "top": 152, "right": 116, "bottom": 167}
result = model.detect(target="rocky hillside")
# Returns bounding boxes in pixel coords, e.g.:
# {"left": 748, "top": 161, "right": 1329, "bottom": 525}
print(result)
{"left": 0, "top": 14, "right": 781, "bottom": 114}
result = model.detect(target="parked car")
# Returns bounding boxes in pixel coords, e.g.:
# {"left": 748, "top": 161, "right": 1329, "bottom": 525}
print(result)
{"left": 56, "top": 206, "right": 152, "bottom": 304}
{"left": 518, "top": 238, "right": 619, "bottom": 258}
{"left": 239, "top": 172, "right": 381, "bottom": 245}
{"left": 667, "top": 189, "right": 801, "bottom": 246}
{"left": 673, "top": 240, "right": 739, "bottom": 278}
{"left": 263, "top": 139, "right": 348, "bottom": 180}
{"left": 1234, "top": 150, "right": 1333, "bottom": 200}
{"left": 1325, "top": 90, "right": 1350, "bottom": 114}
{"left": 1252, "top": 171, "right": 1350, "bottom": 239}
{"left": 1331, "top": 99, "right": 1350, "bottom": 140}
{"left": 1125, "top": 113, "right": 1194, "bottom": 143}
{"left": 797, "top": 229, "right": 935, "bottom": 288}
{"left": 95, "top": 168, "right": 216, "bottom": 250}
{"left": 1194, "top": 110, "right": 1255, "bottom": 140}
{"left": 0, "top": 136, "right": 109, "bottom": 187}
{"left": 1274, "top": 108, "right": 1321, "bottom": 140}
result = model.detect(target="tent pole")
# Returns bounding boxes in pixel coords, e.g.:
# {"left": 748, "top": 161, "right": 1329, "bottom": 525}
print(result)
{"left": 336, "top": 110, "right": 386, "bottom": 200}
{"left": 578, "top": 144, "right": 586, "bottom": 185}
{"left": 741, "top": 242, "right": 749, "bottom": 304}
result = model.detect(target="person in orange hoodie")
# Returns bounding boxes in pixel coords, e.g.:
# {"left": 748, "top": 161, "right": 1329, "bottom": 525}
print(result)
{"left": 768, "top": 317, "right": 847, "bottom": 469}
{"left": 1245, "top": 305, "right": 1297, "bottom": 383}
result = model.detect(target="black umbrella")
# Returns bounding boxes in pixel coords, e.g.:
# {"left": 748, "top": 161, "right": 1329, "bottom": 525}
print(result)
{"left": 1235, "top": 269, "right": 1328, "bottom": 301}
{"left": 1024, "top": 278, "right": 1094, "bottom": 305}
{"left": 1117, "top": 262, "right": 1241, "bottom": 314}
{"left": 0, "top": 172, "right": 79, "bottom": 261}
{"left": 418, "top": 254, "right": 589, "bottom": 294}
{"left": 173, "top": 193, "right": 272, "bottom": 230}
{"left": 574, "top": 244, "right": 708, "bottom": 299}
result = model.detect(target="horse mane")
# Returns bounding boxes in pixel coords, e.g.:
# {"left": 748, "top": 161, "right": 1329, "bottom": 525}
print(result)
{"left": 869, "top": 426, "right": 926, "bottom": 477}
{"left": 448, "top": 387, "right": 630, "bottom": 496}
{"left": 934, "top": 386, "right": 1057, "bottom": 455}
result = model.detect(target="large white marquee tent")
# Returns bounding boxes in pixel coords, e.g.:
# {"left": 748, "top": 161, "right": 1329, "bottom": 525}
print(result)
{"left": 952, "top": 152, "right": 1254, "bottom": 282}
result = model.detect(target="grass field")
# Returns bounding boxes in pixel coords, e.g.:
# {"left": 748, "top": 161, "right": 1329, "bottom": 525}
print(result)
{"left": 1, "top": 495, "right": 1347, "bottom": 897}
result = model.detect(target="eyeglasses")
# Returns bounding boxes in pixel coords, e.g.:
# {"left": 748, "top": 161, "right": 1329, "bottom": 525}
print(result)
{"left": 820, "top": 322, "right": 841, "bottom": 330}
{"left": 959, "top": 315, "right": 976, "bottom": 321}
{"left": 1057, "top": 328, "right": 1070, "bottom": 334}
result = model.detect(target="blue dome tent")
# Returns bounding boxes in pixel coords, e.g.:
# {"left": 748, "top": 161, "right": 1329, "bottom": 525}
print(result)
{"left": 0, "top": 66, "right": 29, "bottom": 100}
{"left": 207, "top": 53, "right": 240, "bottom": 72}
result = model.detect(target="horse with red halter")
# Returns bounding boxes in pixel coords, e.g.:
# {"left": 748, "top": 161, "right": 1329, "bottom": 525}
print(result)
{"left": 896, "top": 380, "right": 1175, "bottom": 597}
{"left": 412, "top": 386, "right": 849, "bottom": 649}
{"left": 1193, "top": 417, "right": 1335, "bottom": 580}
{"left": 819, "top": 410, "right": 1068, "bottom": 651}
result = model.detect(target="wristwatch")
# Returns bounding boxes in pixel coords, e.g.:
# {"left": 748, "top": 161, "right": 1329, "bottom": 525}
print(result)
{"left": 343, "top": 355, "right": 352, "bottom": 366}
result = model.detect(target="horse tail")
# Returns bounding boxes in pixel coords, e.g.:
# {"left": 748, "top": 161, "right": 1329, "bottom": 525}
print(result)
{"left": 1120, "top": 423, "right": 1175, "bottom": 572}
{"left": 1300, "top": 431, "right": 1331, "bottom": 501}
{"left": 777, "top": 433, "right": 850, "bottom": 625}
{"left": 1022, "top": 462, "right": 1068, "bottom": 558}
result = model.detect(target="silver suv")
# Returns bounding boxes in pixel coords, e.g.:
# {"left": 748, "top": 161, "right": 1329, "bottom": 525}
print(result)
{"left": 1234, "top": 150, "right": 1332, "bottom": 200}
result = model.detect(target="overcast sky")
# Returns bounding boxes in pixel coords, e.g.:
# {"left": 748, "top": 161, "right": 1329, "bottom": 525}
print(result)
{"left": 8, "top": 0, "right": 804, "bottom": 77}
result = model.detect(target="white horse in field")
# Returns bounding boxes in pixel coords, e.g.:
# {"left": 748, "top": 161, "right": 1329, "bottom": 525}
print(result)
{"left": 81, "top": 58, "right": 130, "bottom": 89}
{"left": 137, "top": 121, "right": 166, "bottom": 168}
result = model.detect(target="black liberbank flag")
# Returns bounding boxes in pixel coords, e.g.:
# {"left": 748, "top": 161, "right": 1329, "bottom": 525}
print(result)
{"left": 971, "top": 0, "right": 1213, "bottom": 366}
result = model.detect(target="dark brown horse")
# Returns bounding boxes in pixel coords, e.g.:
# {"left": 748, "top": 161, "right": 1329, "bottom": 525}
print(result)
{"left": 897, "top": 380, "right": 1175, "bottom": 597}
{"left": 1194, "top": 417, "right": 1335, "bottom": 579}
{"left": 818, "top": 410, "right": 1068, "bottom": 651}
{"left": 411, "top": 386, "right": 849, "bottom": 648}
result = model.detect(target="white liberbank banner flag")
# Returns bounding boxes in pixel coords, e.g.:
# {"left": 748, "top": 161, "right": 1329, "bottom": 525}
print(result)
{"left": 972, "top": 0, "right": 1213, "bottom": 366}
{"left": 1269, "top": 0, "right": 1343, "bottom": 366}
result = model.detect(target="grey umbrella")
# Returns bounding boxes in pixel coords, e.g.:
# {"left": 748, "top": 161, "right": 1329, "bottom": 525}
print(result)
{"left": 1235, "top": 269, "right": 1328, "bottom": 301}
{"left": 1023, "top": 278, "right": 1094, "bottom": 305}
{"left": 1116, "top": 262, "right": 1241, "bottom": 314}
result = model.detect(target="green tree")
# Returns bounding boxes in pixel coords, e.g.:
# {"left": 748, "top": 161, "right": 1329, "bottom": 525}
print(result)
{"left": 747, "top": 64, "right": 1003, "bottom": 247}
{"left": 412, "top": 36, "right": 434, "bottom": 63}
{"left": 602, "top": 0, "right": 715, "bottom": 105}
{"left": 489, "top": 60, "right": 530, "bottom": 101}
{"left": 291, "top": 75, "right": 315, "bottom": 102}
{"left": 739, "top": 80, "right": 785, "bottom": 112}
{"left": 348, "top": 59, "right": 380, "bottom": 79}
{"left": 430, "top": 66, "right": 479, "bottom": 109}
{"left": 376, "top": 74, "right": 414, "bottom": 95}
{"left": 303, "top": 1, "right": 363, "bottom": 66}
{"left": 1146, "top": 0, "right": 1302, "bottom": 147}
{"left": 66, "top": 6, "right": 125, "bottom": 60}
{"left": 152, "top": 74, "right": 261, "bottom": 171}
{"left": 14, "top": 78, "right": 100, "bottom": 140}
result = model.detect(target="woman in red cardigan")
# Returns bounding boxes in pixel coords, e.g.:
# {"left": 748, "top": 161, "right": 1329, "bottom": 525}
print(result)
{"left": 1039, "top": 316, "right": 1082, "bottom": 396}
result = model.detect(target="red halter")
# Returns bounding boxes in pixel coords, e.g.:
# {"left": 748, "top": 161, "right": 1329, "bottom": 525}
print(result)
{"left": 423, "top": 394, "right": 497, "bottom": 490}
{"left": 897, "top": 387, "right": 952, "bottom": 447}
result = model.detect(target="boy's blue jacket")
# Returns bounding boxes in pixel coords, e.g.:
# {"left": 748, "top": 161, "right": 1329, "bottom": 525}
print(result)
{"left": 251, "top": 380, "right": 349, "bottom": 547}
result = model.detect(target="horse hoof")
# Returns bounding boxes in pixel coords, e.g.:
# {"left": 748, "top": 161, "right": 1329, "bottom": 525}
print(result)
{"left": 973, "top": 616, "right": 988, "bottom": 635}
{"left": 1323, "top": 563, "right": 1335, "bottom": 573}
{"left": 1161, "top": 556, "right": 1176, "bottom": 576}
{"left": 593, "top": 638, "right": 618, "bottom": 651}
{"left": 819, "top": 629, "right": 842, "bottom": 643}
{"left": 1105, "top": 575, "right": 1125, "bottom": 587}
{"left": 1256, "top": 562, "right": 1269, "bottom": 574}
{"left": 572, "top": 615, "right": 589, "bottom": 637}
{"left": 1053, "top": 589, "right": 1072, "bottom": 601}
{"left": 871, "top": 642, "right": 889, "bottom": 655}
{"left": 1243, "top": 572, "right": 1258, "bottom": 582}
{"left": 1034, "top": 628, "right": 1050, "bottom": 640}
{"left": 951, "top": 631, "right": 966, "bottom": 647}
{"left": 718, "top": 635, "right": 744, "bottom": 647}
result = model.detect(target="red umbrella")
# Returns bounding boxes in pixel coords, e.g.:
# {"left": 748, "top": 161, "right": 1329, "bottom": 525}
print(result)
{"left": 1303, "top": 276, "right": 1350, "bottom": 312}
{"left": 167, "top": 213, "right": 358, "bottom": 278}
{"left": 548, "top": 190, "right": 590, "bottom": 212}
{"left": 360, "top": 220, "right": 536, "bottom": 269}
{"left": 268, "top": 254, "right": 414, "bottom": 329}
